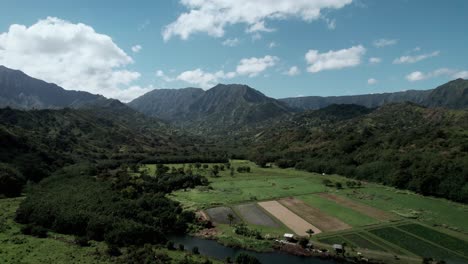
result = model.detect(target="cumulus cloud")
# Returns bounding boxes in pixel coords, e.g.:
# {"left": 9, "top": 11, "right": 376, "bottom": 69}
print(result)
{"left": 163, "top": 55, "right": 279, "bottom": 87}
{"left": 373, "top": 38, "right": 397, "bottom": 48}
{"left": 284, "top": 66, "right": 300, "bottom": 76}
{"left": 369, "top": 57, "right": 382, "bottom": 64}
{"left": 163, "top": 0, "right": 353, "bottom": 40}
{"left": 406, "top": 68, "right": 468, "bottom": 82}
{"left": 236, "top": 55, "right": 279, "bottom": 77}
{"left": 0, "top": 17, "right": 145, "bottom": 102}
{"left": 305, "top": 45, "right": 366, "bottom": 73}
{"left": 131, "top": 44, "right": 142, "bottom": 53}
{"left": 393, "top": 51, "right": 439, "bottom": 64}
{"left": 176, "top": 69, "right": 235, "bottom": 88}
{"left": 367, "top": 78, "right": 377, "bottom": 85}
{"left": 222, "top": 38, "right": 240, "bottom": 47}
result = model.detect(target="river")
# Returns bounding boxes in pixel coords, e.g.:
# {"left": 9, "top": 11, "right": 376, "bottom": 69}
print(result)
{"left": 169, "top": 235, "right": 339, "bottom": 264}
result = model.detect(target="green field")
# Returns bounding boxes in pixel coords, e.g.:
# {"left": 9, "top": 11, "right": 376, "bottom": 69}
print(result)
{"left": 297, "top": 194, "right": 378, "bottom": 227}
{"left": 169, "top": 160, "right": 348, "bottom": 210}
{"left": 340, "top": 186, "right": 468, "bottom": 232}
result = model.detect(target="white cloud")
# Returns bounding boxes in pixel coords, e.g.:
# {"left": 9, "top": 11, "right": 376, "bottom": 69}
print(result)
{"left": 373, "top": 38, "right": 397, "bottom": 48}
{"left": 165, "top": 55, "right": 278, "bottom": 87}
{"left": 156, "top": 70, "right": 175, "bottom": 82}
{"left": 367, "top": 78, "right": 377, "bottom": 85}
{"left": 222, "top": 38, "right": 240, "bottom": 47}
{"left": 369, "top": 57, "right": 382, "bottom": 64}
{"left": 268, "top": 42, "right": 277, "bottom": 49}
{"left": 406, "top": 68, "right": 468, "bottom": 82}
{"left": 163, "top": 0, "right": 353, "bottom": 40}
{"left": 236, "top": 55, "right": 279, "bottom": 77}
{"left": 305, "top": 45, "right": 366, "bottom": 73}
{"left": 393, "top": 51, "right": 439, "bottom": 64}
{"left": 284, "top": 66, "right": 300, "bottom": 76}
{"left": 0, "top": 17, "right": 143, "bottom": 102}
{"left": 176, "top": 68, "right": 235, "bottom": 88}
{"left": 453, "top": 71, "right": 468, "bottom": 79}
{"left": 131, "top": 44, "right": 142, "bottom": 53}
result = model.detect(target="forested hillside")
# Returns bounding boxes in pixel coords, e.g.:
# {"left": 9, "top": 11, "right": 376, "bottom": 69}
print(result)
{"left": 252, "top": 103, "right": 468, "bottom": 202}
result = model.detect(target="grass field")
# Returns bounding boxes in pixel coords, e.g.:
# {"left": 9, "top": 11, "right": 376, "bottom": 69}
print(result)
{"left": 0, "top": 198, "right": 111, "bottom": 264}
{"left": 340, "top": 186, "right": 468, "bottom": 232}
{"left": 297, "top": 194, "right": 378, "bottom": 227}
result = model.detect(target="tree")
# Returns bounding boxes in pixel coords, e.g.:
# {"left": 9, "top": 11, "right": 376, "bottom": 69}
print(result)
{"left": 306, "top": 229, "right": 314, "bottom": 238}
{"left": 0, "top": 163, "right": 25, "bottom": 197}
{"left": 227, "top": 213, "right": 235, "bottom": 226}
{"left": 178, "top": 244, "right": 185, "bottom": 251}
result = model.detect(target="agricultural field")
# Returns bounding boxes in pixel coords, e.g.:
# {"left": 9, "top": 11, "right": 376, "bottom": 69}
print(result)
{"left": 233, "top": 203, "right": 279, "bottom": 228}
{"left": 279, "top": 197, "right": 350, "bottom": 232}
{"left": 205, "top": 207, "right": 241, "bottom": 225}
{"left": 163, "top": 160, "right": 468, "bottom": 264}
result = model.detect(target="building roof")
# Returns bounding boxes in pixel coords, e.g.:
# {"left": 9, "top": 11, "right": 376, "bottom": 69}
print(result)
{"left": 333, "top": 244, "right": 343, "bottom": 249}
{"left": 283, "top": 233, "right": 294, "bottom": 238}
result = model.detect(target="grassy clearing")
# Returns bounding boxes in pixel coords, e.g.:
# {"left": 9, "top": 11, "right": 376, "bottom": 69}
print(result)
{"left": 167, "top": 160, "right": 348, "bottom": 210}
{"left": 0, "top": 198, "right": 110, "bottom": 264}
{"left": 340, "top": 186, "right": 468, "bottom": 232}
{"left": 297, "top": 194, "right": 378, "bottom": 227}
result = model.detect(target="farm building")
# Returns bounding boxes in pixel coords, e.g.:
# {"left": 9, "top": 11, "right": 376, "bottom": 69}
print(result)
{"left": 333, "top": 244, "right": 343, "bottom": 253}
{"left": 283, "top": 233, "right": 295, "bottom": 242}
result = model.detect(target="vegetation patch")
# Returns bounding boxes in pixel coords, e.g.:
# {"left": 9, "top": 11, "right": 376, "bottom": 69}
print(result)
{"left": 342, "top": 233, "right": 387, "bottom": 252}
{"left": 369, "top": 227, "right": 467, "bottom": 263}
{"left": 397, "top": 224, "right": 468, "bottom": 257}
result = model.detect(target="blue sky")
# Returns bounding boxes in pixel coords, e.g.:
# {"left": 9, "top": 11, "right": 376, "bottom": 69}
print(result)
{"left": 0, "top": 0, "right": 467, "bottom": 101}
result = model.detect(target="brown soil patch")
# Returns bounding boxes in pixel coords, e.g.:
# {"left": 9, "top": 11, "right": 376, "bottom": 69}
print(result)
{"left": 318, "top": 193, "right": 395, "bottom": 221}
{"left": 279, "top": 197, "right": 351, "bottom": 232}
{"left": 196, "top": 210, "right": 209, "bottom": 222}
{"left": 258, "top": 201, "right": 321, "bottom": 236}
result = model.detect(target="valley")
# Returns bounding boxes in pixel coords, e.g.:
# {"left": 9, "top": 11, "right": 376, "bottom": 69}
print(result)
{"left": 0, "top": 66, "right": 467, "bottom": 264}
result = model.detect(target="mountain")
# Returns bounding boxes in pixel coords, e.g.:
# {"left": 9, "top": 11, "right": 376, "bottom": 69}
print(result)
{"left": 127, "top": 87, "right": 204, "bottom": 121}
{"left": 129, "top": 84, "right": 293, "bottom": 132}
{"left": 280, "top": 79, "right": 468, "bottom": 110}
{"left": 0, "top": 65, "right": 104, "bottom": 109}
{"left": 251, "top": 102, "right": 468, "bottom": 202}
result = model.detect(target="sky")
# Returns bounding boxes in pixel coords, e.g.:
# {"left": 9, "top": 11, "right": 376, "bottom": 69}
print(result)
{"left": 0, "top": 0, "right": 467, "bottom": 102}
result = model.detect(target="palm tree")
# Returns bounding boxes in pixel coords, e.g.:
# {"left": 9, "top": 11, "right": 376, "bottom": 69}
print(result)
{"left": 306, "top": 229, "right": 314, "bottom": 238}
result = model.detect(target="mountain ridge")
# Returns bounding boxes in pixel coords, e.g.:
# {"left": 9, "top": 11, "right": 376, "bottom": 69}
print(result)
{"left": 0, "top": 65, "right": 107, "bottom": 109}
